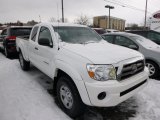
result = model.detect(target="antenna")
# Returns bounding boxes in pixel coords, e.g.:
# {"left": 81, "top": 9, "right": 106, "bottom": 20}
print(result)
{"left": 57, "top": 2, "right": 60, "bottom": 23}
{"left": 39, "top": 15, "right": 41, "bottom": 23}
{"left": 56, "top": 2, "right": 60, "bottom": 50}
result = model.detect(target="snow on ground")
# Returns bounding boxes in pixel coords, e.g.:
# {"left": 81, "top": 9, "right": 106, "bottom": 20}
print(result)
{"left": 0, "top": 53, "right": 70, "bottom": 120}
{"left": 0, "top": 53, "right": 160, "bottom": 120}
{"left": 131, "top": 80, "right": 160, "bottom": 120}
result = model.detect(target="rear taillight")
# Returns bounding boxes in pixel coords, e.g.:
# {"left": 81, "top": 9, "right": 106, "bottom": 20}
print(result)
{"left": 6, "top": 36, "right": 16, "bottom": 41}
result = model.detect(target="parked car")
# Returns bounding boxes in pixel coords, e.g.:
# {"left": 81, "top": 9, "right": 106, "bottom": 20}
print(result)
{"left": 92, "top": 28, "right": 106, "bottom": 34}
{"left": 126, "top": 30, "right": 160, "bottom": 45}
{"left": 16, "top": 23, "right": 148, "bottom": 118}
{"left": 0, "top": 26, "right": 32, "bottom": 57}
{"left": 102, "top": 32, "right": 160, "bottom": 78}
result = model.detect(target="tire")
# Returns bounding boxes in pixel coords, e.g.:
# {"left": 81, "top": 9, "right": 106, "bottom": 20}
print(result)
{"left": 19, "top": 51, "right": 30, "bottom": 71}
{"left": 146, "top": 60, "right": 159, "bottom": 78}
{"left": 56, "top": 76, "right": 85, "bottom": 118}
{"left": 4, "top": 47, "right": 10, "bottom": 58}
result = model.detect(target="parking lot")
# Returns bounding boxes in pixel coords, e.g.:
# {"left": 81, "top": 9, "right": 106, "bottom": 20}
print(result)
{"left": 0, "top": 52, "right": 160, "bottom": 120}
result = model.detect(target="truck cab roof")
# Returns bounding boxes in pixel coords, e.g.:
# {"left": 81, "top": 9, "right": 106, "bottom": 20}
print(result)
{"left": 35, "top": 22, "right": 88, "bottom": 28}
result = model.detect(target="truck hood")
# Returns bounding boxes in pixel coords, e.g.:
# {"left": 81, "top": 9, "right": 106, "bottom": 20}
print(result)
{"left": 61, "top": 41, "right": 142, "bottom": 64}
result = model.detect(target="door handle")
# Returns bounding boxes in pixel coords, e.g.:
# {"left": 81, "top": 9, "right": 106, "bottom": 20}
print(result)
{"left": 35, "top": 47, "right": 38, "bottom": 50}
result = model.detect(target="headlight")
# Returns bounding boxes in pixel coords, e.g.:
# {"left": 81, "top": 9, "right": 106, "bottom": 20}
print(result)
{"left": 87, "top": 64, "right": 116, "bottom": 81}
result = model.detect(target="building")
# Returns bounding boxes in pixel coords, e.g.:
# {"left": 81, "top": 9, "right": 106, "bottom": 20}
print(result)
{"left": 149, "top": 10, "right": 160, "bottom": 32}
{"left": 93, "top": 16, "right": 125, "bottom": 31}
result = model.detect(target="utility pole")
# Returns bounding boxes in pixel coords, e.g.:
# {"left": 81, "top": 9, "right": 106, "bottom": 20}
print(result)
{"left": 61, "top": 0, "right": 64, "bottom": 23}
{"left": 144, "top": 0, "right": 148, "bottom": 29}
{"left": 105, "top": 5, "right": 114, "bottom": 29}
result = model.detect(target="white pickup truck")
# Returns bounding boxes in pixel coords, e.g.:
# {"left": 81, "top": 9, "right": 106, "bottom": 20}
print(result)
{"left": 16, "top": 23, "right": 149, "bottom": 118}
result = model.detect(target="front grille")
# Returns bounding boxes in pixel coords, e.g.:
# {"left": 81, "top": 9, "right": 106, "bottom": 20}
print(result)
{"left": 119, "top": 60, "right": 145, "bottom": 80}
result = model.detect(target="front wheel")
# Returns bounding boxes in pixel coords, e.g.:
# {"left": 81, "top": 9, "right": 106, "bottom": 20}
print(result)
{"left": 56, "top": 76, "right": 85, "bottom": 118}
{"left": 146, "top": 61, "right": 159, "bottom": 78}
{"left": 19, "top": 51, "right": 30, "bottom": 71}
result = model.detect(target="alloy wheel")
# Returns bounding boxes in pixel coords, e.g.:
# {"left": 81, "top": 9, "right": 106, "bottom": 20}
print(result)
{"left": 146, "top": 63, "right": 155, "bottom": 76}
{"left": 60, "top": 85, "right": 73, "bottom": 109}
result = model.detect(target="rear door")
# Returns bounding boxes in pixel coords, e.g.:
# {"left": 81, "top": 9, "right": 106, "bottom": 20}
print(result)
{"left": 147, "top": 31, "right": 160, "bottom": 45}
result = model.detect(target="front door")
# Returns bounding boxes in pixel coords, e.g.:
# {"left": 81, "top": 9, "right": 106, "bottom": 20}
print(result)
{"left": 35, "top": 26, "right": 56, "bottom": 77}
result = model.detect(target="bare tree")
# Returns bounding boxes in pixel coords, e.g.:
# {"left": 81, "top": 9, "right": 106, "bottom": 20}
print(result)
{"left": 74, "top": 14, "right": 90, "bottom": 25}
{"left": 59, "top": 18, "right": 68, "bottom": 23}
{"left": 49, "top": 17, "right": 56, "bottom": 22}
{"left": 49, "top": 17, "right": 68, "bottom": 23}
{"left": 27, "top": 20, "right": 38, "bottom": 26}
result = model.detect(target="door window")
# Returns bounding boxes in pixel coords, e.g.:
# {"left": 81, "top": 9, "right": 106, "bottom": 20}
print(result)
{"left": 103, "top": 35, "right": 114, "bottom": 43}
{"left": 1, "top": 29, "right": 7, "bottom": 36}
{"left": 38, "top": 27, "right": 53, "bottom": 46}
{"left": 115, "top": 36, "right": 137, "bottom": 47}
{"left": 148, "top": 31, "right": 160, "bottom": 42}
{"left": 31, "top": 26, "right": 39, "bottom": 41}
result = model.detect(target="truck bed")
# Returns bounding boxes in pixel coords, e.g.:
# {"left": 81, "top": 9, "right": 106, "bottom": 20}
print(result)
{"left": 17, "top": 35, "right": 30, "bottom": 41}
{"left": 16, "top": 36, "right": 30, "bottom": 61}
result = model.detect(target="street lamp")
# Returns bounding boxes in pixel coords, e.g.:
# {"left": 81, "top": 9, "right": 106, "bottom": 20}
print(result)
{"left": 105, "top": 5, "right": 114, "bottom": 29}
{"left": 61, "top": 0, "right": 64, "bottom": 23}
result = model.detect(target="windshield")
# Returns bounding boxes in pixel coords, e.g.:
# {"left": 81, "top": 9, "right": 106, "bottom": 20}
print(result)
{"left": 53, "top": 26, "right": 102, "bottom": 44}
{"left": 130, "top": 35, "right": 159, "bottom": 48}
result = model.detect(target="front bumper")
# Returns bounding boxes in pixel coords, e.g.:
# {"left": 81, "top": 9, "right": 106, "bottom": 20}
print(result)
{"left": 85, "top": 67, "right": 149, "bottom": 107}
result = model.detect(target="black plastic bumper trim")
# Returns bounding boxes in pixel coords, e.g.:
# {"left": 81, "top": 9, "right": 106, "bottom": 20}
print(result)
{"left": 120, "top": 79, "right": 147, "bottom": 97}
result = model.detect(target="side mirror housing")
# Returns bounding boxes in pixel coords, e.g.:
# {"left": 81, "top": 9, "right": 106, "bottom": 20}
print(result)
{"left": 129, "top": 45, "right": 139, "bottom": 50}
{"left": 38, "top": 38, "right": 53, "bottom": 48}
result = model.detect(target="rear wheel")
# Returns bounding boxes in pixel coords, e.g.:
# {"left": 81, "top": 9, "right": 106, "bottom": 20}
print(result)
{"left": 19, "top": 51, "right": 30, "bottom": 71}
{"left": 56, "top": 76, "right": 85, "bottom": 118}
{"left": 4, "top": 47, "right": 10, "bottom": 58}
{"left": 146, "top": 61, "right": 159, "bottom": 78}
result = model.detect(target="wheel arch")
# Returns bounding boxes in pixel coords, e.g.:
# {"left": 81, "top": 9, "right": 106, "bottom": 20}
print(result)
{"left": 18, "top": 47, "right": 29, "bottom": 61}
{"left": 52, "top": 61, "right": 91, "bottom": 105}
{"left": 145, "top": 58, "right": 160, "bottom": 68}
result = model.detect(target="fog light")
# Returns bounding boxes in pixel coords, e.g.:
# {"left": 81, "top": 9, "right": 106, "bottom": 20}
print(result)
{"left": 98, "top": 92, "right": 106, "bottom": 100}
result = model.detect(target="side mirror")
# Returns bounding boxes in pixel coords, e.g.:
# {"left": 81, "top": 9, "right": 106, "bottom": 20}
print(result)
{"left": 38, "top": 38, "right": 53, "bottom": 48}
{"left": 129, "top": 45, "right": 138, "bottom": 50}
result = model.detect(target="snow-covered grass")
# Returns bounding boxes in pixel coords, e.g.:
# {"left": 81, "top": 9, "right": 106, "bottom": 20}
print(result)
{"left": 0, "top": 53, "right": 160, "bottom": 120}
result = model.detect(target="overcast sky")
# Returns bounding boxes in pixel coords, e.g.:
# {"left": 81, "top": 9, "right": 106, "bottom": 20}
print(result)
{"left": 0, "top": 0, "right": 160, "bottom": 25}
